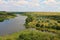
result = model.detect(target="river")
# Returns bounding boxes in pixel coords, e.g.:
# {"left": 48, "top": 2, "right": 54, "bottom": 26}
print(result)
{"left": 0, "top": 14, "right": 27, "bottom": 36}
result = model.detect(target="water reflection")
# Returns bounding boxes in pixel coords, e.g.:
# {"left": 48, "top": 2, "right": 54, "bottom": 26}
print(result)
{"left": 0, "top": 14, "right": 27, "bottom": 36}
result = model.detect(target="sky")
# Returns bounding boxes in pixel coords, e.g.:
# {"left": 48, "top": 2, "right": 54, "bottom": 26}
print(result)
{"left": 0, "top": 0, "right": 60, "bottom": 12}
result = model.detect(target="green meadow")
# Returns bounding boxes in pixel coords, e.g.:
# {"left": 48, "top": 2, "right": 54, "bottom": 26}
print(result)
{"left": 0, "top": 12, "right": 60, "bottom": 40}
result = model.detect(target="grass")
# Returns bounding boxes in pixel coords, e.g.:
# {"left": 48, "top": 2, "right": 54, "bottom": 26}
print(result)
{"left": 0, "top": 29, "right": 59, "bottom": 40}
{"left": 24, "top": 12, "right": 60, "bottom": 40}
{"left": 0, "top": 12, "right": 60, "bottom": 40}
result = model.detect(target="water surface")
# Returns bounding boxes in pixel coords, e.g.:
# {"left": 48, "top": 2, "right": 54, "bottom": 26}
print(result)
{"left": 0, "top": 14, "right": 27, "bottom": 36}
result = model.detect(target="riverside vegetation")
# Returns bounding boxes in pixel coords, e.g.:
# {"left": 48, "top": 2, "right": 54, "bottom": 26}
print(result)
{"left": 0, "top": 12, "right": 60, "bottom": 40}
{"left": 0, "top": 11, "right": 16, "bottom": 22}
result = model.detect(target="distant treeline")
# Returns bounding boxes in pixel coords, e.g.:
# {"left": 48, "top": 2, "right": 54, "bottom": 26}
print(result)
{"left": 0, "top": 11, "right": 60, "bottom": 15}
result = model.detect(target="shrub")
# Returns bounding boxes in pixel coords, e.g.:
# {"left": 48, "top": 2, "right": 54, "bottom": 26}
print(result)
{"left": 18, "top": 30, "right": 60, "bottom": 40}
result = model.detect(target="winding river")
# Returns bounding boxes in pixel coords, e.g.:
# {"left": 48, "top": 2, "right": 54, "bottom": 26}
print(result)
{"left": 0, "top": 14, "right": 27, "bottom": 36}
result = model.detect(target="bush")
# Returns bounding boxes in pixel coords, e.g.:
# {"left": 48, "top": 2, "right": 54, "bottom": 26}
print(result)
{"left": 18, "top": 30, "right": 60, "bottom": 40}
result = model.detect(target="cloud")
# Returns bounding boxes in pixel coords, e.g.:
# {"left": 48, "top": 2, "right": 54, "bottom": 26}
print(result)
{"left": 0, "top": 0, "right": 60, "bottom": 12}
{"left": 42, "top": 0, "right": 60, "bottom": 6}
{"left": 0, "top": 0, "right": 40, "bottom": 7}
{"left": 0, "top": 0, "right": 40, "bottom": 11}
{"left": 47, "top": 0, "right": 56, "bottom": 2}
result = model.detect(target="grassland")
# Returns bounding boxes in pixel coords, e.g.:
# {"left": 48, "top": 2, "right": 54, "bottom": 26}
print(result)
{"left": 0, "top": 12, "right": 60, "bottom": 40}
{"left": 24, "top": 12, "right": 60, "bottom": 40}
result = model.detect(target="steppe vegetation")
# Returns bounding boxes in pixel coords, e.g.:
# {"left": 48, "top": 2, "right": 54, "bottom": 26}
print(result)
{"left": 0, "top": 12, "right": 60, "bottom": 40}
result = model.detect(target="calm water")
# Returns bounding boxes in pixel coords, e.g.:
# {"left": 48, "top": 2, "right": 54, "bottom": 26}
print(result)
{"left": 0, "top": 14, "right": 27, "bottom": 36}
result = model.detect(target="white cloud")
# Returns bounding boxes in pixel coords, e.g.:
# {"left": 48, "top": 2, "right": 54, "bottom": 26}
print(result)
{"left": 13, "top": 1, "right": 29, "bottom": 6}
{"left": 47, "top": 0, "right": 56, "bottom": 2}
{"left": 42, "top": 0, "right": 60, "bottom": 6}
{"left": 0, "top": 0, "right": 40, "bottom": 7}
{"left": 0, "top": 0, "right": 60, "bottom": 12}
{"left": 0, "top": 0, "right": 40, "bottom": 11}
{"left": 30, "top": 0, "right": 40, "bottom": 7}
